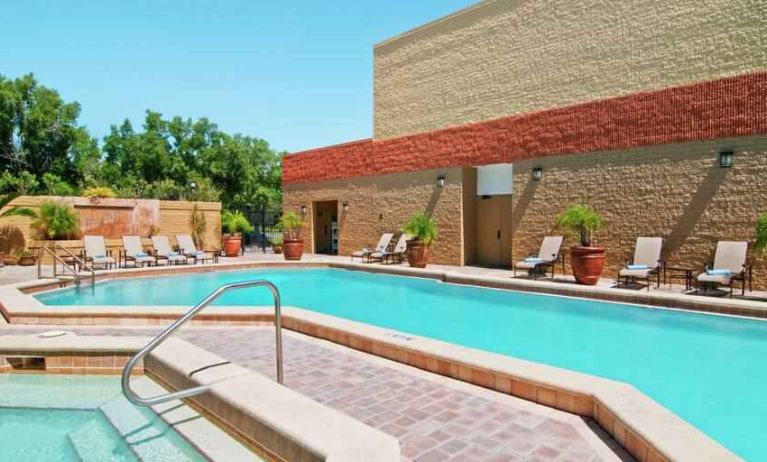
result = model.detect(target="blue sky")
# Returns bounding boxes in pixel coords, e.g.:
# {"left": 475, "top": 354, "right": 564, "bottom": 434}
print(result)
{"left": 1, "top": 0, "right": 473, "bottom": 153}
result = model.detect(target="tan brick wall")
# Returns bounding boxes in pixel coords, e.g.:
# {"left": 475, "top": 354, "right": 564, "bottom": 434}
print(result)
{"left": 374, "top": 0, "right": 766, "bottom": 139}
{"left": 283, "top": 167, "right": 465, "bottom": 265}
{"left": 510, "top": 136, "right": 767, "bottom": 287}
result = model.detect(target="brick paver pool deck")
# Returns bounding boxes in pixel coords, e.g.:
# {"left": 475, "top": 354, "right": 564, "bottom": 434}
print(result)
{"left": 0, "top": 324, "right": 630, "bottom": 461}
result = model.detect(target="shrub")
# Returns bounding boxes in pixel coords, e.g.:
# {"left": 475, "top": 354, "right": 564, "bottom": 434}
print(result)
{"left": 0, "top": 193, "right": 36, "bottom": 255}
{"left": 82, "top": 186, "right": 117, "bottom": 199}
{"left": 555, "top": 203, "right": 604, "bottom": 247}
{"left": 190, "top": 204, "right": 207, "bottom": 248}
{"left": 221, "top": 210, "right": 253, "bottom": 235}
{"left": 279, "top": 211, "right": 304, "bottom": 240}
{"left": 755, "top": 213, "right": 767, "bottom": 255}
{"left": 31, "top": 201, "right": 80, "bottom": 240}
{"left": 42, "top": 173, "right": 77, "bottom": 196}
{"left": 402, "top": 212, "right": 439, "bottom": 245}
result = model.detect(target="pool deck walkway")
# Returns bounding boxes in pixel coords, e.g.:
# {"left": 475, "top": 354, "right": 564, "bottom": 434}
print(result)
{"left": 0, "top": 324, "right": 630, "bottom": 461}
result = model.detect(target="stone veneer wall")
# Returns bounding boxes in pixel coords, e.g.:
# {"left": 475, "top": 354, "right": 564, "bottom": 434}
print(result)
{"left": 285, "top": 136, "right": 767, "bottom": 288}
{"left": 282, "top": 167, "right": 466, "bottom": 265}
{"left": 511, "top": 136, "right": 767, "bottom": 287}
{"left": 374, "top": 0, "right": 766, "bottom": 139}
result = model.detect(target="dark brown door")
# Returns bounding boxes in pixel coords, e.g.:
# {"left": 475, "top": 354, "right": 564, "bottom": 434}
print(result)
{"left": 312, "top": 201, "right": 337, "bottom": 254}
{"left": 474, "top": 195, "right": 512, "bottom": 267}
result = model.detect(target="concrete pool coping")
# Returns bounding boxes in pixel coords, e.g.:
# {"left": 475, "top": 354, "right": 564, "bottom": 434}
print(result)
{"left": 0, "top": 261, "right": 752, "bottom": 461}
{"left": 0, "top": 333, "right": 400, "bottom": 462}
{"left": 1, "top": 307, "right": 742, "bottom": 461}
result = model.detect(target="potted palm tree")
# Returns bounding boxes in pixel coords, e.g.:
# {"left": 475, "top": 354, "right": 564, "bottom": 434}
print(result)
{"left": 402, "top": 212, "right": 438, "bottom": 268}
{"left": 0, "top": 193, "right": 37, "bottom": 267}
{"left": 16, "top": 250, "right": 36, "bottom": 266}
{"left": 221, "top": 211, "right": 253, "bottom": 257}
{"left": 555, "top": 203, "right": 605, "bottom": 285}
{"left": 280, "top": 212, "right": 305, "bottom": 260}
{"left": 271, "top": 236, "right": 283, "bottom": 254}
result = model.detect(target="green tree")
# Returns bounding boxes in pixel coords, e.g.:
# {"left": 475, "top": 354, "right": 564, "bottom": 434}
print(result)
{"left": 0, "top": 74, "right": 84, "bottom": 182}
{"left": 0, "top": 74, "right": 282, "bottom": 209}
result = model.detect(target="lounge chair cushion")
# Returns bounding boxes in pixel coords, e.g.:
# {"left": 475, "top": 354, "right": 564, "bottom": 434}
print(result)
{"left": 697, "top": 273, "right": 731, "bottom": 284}
{"left": 92, "top": 256, "right": 115, "bottom": 264}
{"left": 515, "top": 260, "right": 551, "bottom": 269}
{"left": 524, "top": 257, "right": 544, "bottom": 263}
{"left": 627, "top": 264, "right": 649, "bottom": 270}
{"left": 706, "top": 268, "right": 731, "bottom": 276}
{"left": 352, "top": 249, "right": 370, "bottom": 257}
{"left": 620, "top": 268, "right": 652, "bottom": 278}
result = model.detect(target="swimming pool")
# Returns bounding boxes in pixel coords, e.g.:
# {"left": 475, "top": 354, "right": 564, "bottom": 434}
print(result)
{"left": 37, "top": 267, "right": 767, "bottom": 460}
{"left": 0, "top": 374, "right": 205, "bottom": 461}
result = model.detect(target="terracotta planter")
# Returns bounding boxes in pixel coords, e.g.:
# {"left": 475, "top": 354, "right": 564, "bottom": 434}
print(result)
{"left": 283, "top": 239, "right": 304, "bottom": 260}
{"left": 273, "top": 245, "right": 283, "bottom": 254}
{"left": 17, "top": 256, "right": 36, "bottom": 266}
{"left": 222, "top": 235, "right": 242, "bottom": 257}
{"left": 569, "top": 246, "right": 606, "bottom": 285}
{"left": 406, "top": 240, "right": 431, "bottom": 268}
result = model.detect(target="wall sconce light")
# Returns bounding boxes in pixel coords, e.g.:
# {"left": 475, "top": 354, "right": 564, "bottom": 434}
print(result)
{"left": 342, "top": 202, "right": 350, "bottom": 213}
{"left": 300, "top": 205, "right": 307, "bottom": 215}
{"left": 437, "top": 175, "right": 446, "bottom": 188}
{"left": 532, "top": 167, "right": 543, "bottom": 181}
{"left": 719, "top": 151, "right": 733, "bottom": 168}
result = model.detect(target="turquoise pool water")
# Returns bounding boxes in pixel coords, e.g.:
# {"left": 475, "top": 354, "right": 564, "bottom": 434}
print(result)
{"left": 38, "top": 268, "right": 767, "bottom": 459}
{"left": 0, "top": 374, "right": 205, "bottom": 461}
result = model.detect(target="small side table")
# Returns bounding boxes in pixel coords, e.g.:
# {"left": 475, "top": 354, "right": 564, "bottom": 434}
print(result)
{"left": 663, "top": 266, "right": 693, "bottom": 291}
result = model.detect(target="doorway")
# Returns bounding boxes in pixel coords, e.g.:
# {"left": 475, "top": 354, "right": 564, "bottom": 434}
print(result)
{"left": 474, "top": 195, "right": 512, "bottom": 267}
{"left": 312, "top": 200, "right": 338, "bottom": 255}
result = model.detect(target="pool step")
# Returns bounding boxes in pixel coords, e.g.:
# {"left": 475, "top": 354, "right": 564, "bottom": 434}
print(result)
{"left": 98, "top": 378, "right": 204, "bottom": 461}
{"left": 67, "top": 417, "right": 137, "bottom": 462}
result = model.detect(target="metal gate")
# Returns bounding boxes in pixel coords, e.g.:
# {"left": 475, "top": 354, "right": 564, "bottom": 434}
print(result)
{"left": 242, "top": 209, "right": 282, "bottom": 253}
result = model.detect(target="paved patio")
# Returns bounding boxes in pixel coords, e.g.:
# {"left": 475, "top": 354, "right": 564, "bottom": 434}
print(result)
{"left": 0, "top": 324, "right": 631, "bottom": 461}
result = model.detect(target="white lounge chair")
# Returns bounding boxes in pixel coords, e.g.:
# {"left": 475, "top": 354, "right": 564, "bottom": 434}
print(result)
{"left": 150, "top": 236, "right": 187, "bottom": 265}
{"left": 514, "top": 236, "right": 564, "bottom": 279}
{"left": 176, "top": 234, "right": 218, "bottom": 264}
{"left": 617, "top": 237, "right": 663, "bottom": 291}
{"left": 121, "top": 236, "right": 155, "bottom": 268}
{"left": 371, "top": 233, "right": 411, "bottom": 264}
{"left": 83, "top": 235, "right": 116, "bottom": 269}
{"left": 696, "top": 241, "right": 749, "bottom": 298}
{"left": 351, "top": 233, "right": 393, "bottom": 263}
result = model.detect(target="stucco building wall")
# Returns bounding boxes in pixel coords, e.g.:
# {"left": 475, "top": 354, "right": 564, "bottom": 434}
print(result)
{"left": 374, "top": 0, "right": 767, "bottom": 139}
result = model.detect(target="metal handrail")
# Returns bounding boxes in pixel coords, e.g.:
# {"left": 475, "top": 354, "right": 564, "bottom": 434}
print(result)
{"left": 53, "top": 244, "right": 96, "bottom": 285}
{"left": 121, "top": 280, "right": 283, "bottom": 406}
{"left": 37, "top": 245, "right": 89, "bottom": 286}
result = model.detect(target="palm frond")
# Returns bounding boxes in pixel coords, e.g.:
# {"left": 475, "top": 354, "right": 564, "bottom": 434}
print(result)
{"left": 1, "top": 206, "right": 37, "bottom": 219}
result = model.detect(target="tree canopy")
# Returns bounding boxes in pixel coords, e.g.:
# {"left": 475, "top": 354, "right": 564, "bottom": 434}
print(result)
{"left": 0, "top": 73, "right": 282, "bottom": 209}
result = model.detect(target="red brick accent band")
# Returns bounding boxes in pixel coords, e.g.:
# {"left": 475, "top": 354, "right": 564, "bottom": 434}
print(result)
{"left": 283, "top": 72, "right": 767, "bottom": 185}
